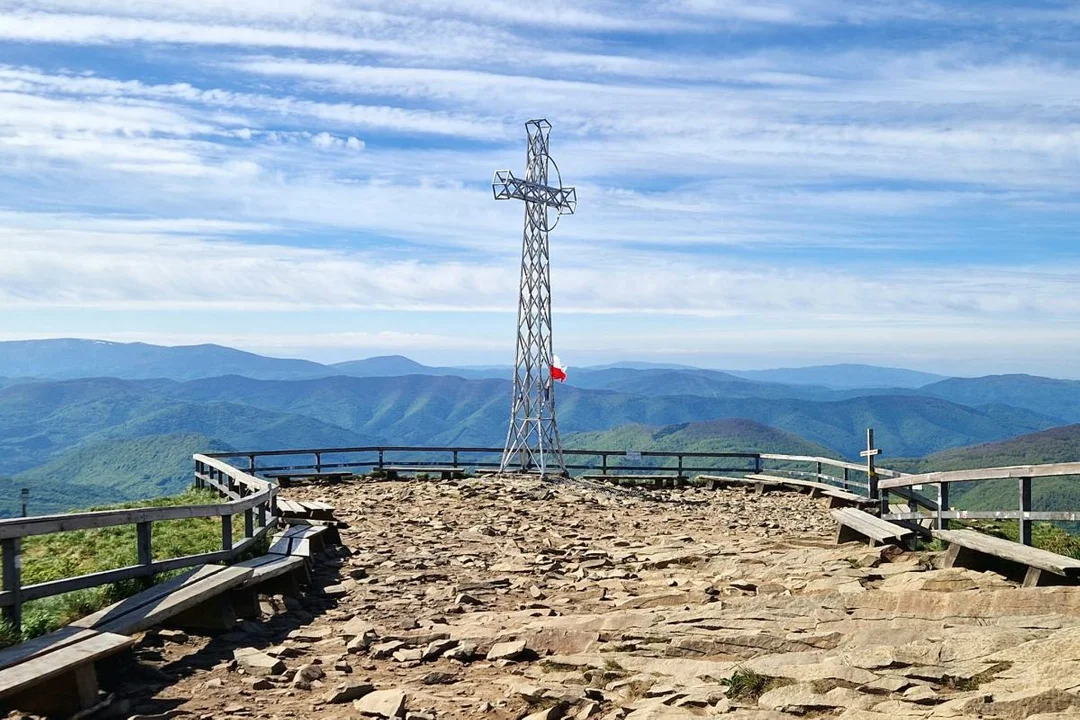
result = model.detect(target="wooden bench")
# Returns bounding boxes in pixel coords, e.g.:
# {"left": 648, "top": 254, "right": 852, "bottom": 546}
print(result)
{"left": 268, "top": 524, "right": 334, "bottom": 562}
{"left": 832, "top": 507, "right": 915, "bottom": 548}
{"left": 934, "top": 528, "right": 1080, "bottom": 587}
{"left": 699, "top": 474, "right": 776, "bottom": 492}
{"left": 745, "top": 474, "right": 872, "bottom": 507}
{"left": 0, "top": 628, "right": 134, "bottom": 716}
{"left": 581, "top": 474, "right": 688, "bottom": 488}
{"left": 266, "top": 471, "right": 352, "bottom": 487}
{"left": 71, "top": 564, "right": 253, "bottom": 635}
{"left": 379, "top": 466, "right": 468, "bottom": 480}
{"left": 276, "top": 498, "right": 336, "bottom": 521}
{"left": 231, "top": 554, "right": 310, "bottom": 615}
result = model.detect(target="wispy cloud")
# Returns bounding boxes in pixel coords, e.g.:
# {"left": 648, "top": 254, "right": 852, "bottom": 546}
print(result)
{"left": 0, "top": 0, "right": 1078, "bottom": 370}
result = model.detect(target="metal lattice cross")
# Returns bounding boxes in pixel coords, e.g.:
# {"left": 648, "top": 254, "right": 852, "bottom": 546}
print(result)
{"left": 493, "top": 119, "right": 576, "bottom": 477}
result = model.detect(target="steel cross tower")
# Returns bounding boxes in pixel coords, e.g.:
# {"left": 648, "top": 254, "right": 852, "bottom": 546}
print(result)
{"left": 493, "top": 119, "right": 577, "bottom": 477}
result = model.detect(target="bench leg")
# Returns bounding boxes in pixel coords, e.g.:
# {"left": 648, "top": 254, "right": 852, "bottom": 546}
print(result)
{"left": 1023, "top": 567, "right": 1043, "bottom": 588}
{"left": 7, "top": 663, "right": 100, "bottom": 715}
{"left": 74, "top": 663, "right": 99, "bottom": 709}
{"left": 232, "top": 589, "right": 261, "bottom": 620}
{"left": 835, "top": 524, "right": 864, "bottom": 545}
{"left": 941, "top": 543, "right": 964, "bottom": 568}
{"left": 167, "top": 595, "right": 238, "bottom": 632}
{"left": 256, "top": 568, "right": 307, "bottom": 597}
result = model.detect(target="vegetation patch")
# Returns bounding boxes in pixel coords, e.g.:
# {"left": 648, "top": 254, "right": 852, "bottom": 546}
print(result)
{"left": 944, "top": 661, "right": 1013, "bottom": 691}
{"left": 962, "top": 520, "right": 1080, "bottom": 559}
{"left": 721, "top": 667, "right": 791, "bottom": 700}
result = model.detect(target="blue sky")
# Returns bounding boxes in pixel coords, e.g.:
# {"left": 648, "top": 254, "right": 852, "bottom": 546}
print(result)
{"left": 0, "top": 1, "right": 1079, "bottom": 376}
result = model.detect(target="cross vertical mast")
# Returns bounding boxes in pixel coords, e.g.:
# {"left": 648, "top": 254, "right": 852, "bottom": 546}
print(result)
{"left": 493, "top": 119, "right": 576, "bottom": 477}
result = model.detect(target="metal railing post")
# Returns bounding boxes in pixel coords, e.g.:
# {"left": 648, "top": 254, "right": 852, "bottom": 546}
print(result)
{"left": 315, "top": 452, "right": 322, "bottom": 473}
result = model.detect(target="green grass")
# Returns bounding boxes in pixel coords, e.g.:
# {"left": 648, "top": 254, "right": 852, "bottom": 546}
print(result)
{"left": 721, "top": 668, "right": 790, "bottom": 700}
{"left": 3, "top": 489, "right": 253, "bottom": 646}
{"left": 958, "top": 519, "right": 1080, "bottom": 560}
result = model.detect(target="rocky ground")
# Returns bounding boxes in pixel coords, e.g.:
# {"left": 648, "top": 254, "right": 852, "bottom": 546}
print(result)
{"left": 90, "top": 477, "right": 1080, "bottom": 718}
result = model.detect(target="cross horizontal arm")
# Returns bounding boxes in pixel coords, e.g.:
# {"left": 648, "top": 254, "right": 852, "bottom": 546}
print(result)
{"left": 492, "top": 170, "right": 577, "bottom": 214}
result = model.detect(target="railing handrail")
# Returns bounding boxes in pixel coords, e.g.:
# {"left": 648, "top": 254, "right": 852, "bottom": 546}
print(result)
{"left": 0, "top": 495, "right": 268, "bottom": 540}
{"left": 879, "top": 461, "right": 1080, "bottom": 490}
{"left": 760, "top": 453, "right": 865, "bottom": 473}
{"left": 205, "top": 446, "right": 765, "bottom": 460}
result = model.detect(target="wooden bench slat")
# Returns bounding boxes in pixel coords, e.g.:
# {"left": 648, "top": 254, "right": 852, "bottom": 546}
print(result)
{"left": 580, "top": 474, "right": 687, "bottom": 480}
{"left": 933, "top": 529, "right": 1080, "bottom": 577}
{"left": 268, "top": 524, "right": 329, "bottom": 558}
{"left": 73, "top": 565, "right": 252, "bottom": 636}
{"left": 0, "top": 626, "right": 100, "bottom": 673}
{"left": 0, "top": 631, "right": 133, "bottom": 698}
{"left": 70, "top": 565, "right": 222, "bottom": 630}
{"left": 235, "top": 554, "right": 307, "bottom": 585}
{"left": 277, "top": 499, "right": 306, "bottom": 514}
{"left": 746, "top": 474, "right": 867, "bottom": 503}
{"left": 266, "top": 471, "right": 351, "bottom": 479}
{"left": 832, "top": 508, "right": 914, "bottom": 544}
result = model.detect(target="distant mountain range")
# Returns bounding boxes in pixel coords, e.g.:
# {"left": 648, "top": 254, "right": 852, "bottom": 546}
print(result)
{"left": 2, "top": 338, "right": 1079, "bottom": 518}
{"left": 0, "top": 339, "right": 949, "bottom": 389}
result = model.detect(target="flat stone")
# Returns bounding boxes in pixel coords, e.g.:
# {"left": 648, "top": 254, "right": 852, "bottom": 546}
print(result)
{"left": 354, "top": 688, "right": 408, "bottom": 718}
{"left": 323, "top": 681, "right": 375, "bottom": 704}
{"left": 486, "top": 639, "right": 528, "bottom": 661}
{"left": 233, "top": 648, "right": 285, "bottom": 677}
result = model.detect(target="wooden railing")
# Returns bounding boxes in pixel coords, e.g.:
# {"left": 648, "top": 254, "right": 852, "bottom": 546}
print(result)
{"left": 0, "top": 455, "right": 276, "bottom": 632}
{"left": 879, "top": 462, "right": 1080, "bottom": 545}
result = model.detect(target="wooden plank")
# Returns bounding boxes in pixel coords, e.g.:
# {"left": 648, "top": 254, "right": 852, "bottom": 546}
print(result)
{"left": 0, "top": 626, "right": 99, "bottom": 672}
{"left": 759, "top": 454, "right": 868, "bottom": 473}
{"left": 300, "top": 501, "right": 334, "bottom": 511}
{"left": 70, "top": 566, "right": 220, "bottom": 629}
{"left": 881, "top": 461, "right": 1080, "bottom": 490}
{"left": 746, "top": 474, "right": 868, "bottom": 503}
{"left": 194, "top": 454, "right": 272, "bottom": 494}
{"left": 933, "top": 529, "right": 1080, "bottom": 577}
{"left": 276, "top": 499, "right": 307, "bottom": 515}
{"left": 831, "top": 508, "right": 913, "bottom": 544}
{"left": 0, "top": 487, "right": 274, "bottom": 540}
{"left": 268, "top": 525, "right": 328, "bottom": 558}
{"left": 885, "top": 510, "right": 1080, "bottom": 522}
{"left": 0, "top": 631, "right": 133, "bottom": 698}
{"left": 94, "top": 566, "right": 252, "bottom": 636}
{"left": 71, "top": 565, "right": 252, "bottom": 636}
{"left": 235, "top": 554, "right": 306, "bottom": 585}
{"left": 580, "top": 474, "right": 686, "bottom": 480}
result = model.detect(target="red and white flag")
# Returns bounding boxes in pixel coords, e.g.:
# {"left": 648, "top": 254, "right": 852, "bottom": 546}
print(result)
{"left": 551, "top": 354, "right": 567, "bottom": 382}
